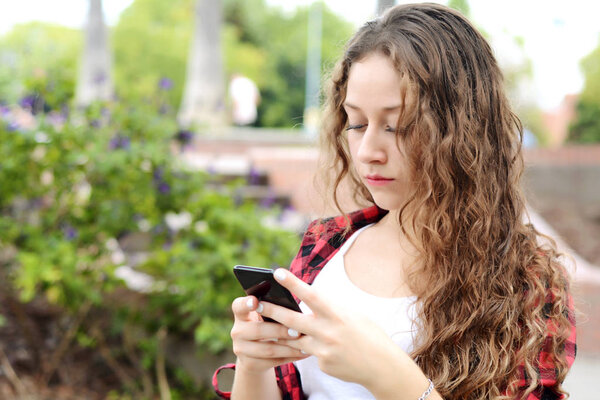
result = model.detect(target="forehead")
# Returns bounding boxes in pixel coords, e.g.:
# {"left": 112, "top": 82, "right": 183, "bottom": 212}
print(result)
{"left": 344, "top": 53, "right": 406, "bottom": 108}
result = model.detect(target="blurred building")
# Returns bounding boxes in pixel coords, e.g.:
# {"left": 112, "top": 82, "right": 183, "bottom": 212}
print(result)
{"left": 542, "top": 94, "right": 578, "bottom": 147}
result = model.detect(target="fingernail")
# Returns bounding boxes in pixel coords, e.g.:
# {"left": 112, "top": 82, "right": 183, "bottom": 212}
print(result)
{"left": 300, "top": 349, "right": 307, "bottom": 354}
{"left": 256, "top": 302, "right": 264, "bottom": 314}
{"left": 274, "top": 269, "right": 286, "bottom": 281}
{"left": 288, "top": 328, "right": 299, "bottom": 338}
{"left": 246, "top": 298, "right": 254, "bottom": 309}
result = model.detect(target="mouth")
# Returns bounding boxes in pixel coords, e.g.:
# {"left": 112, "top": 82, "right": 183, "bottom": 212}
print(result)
{"left": 365, "top": 174, "right": 394, "bottom": 186}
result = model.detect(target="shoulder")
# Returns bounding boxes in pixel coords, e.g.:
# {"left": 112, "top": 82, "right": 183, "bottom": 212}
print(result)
{"left": 304, "top": 205, "right": 388, "bottom": 241}
{"left": 288, "top": 205, "right": 388, "bottom": 284}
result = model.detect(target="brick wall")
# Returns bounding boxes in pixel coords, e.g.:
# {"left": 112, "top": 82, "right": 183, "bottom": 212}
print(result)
{"left": 190, "top": 136, "right": 600, "bottom": 217}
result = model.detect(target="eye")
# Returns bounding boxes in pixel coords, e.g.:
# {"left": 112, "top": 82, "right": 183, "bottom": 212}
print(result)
{"left": 345, "top": 124, "right": 367, "bottom": 132}
{"left": 385, "top": 125, "right": 397, "bottom": 133}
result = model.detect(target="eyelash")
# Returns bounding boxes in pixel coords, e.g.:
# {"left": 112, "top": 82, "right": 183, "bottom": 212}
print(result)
{"left": 345, "top": 124, "right": 397, "bottom": 133}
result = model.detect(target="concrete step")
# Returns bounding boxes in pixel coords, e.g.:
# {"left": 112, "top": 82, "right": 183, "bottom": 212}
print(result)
{"left": 205, "top": 169, "right": 270, "bottom": 186}
{"left": 203, "top": 184, "right": 291, "bottom": 209}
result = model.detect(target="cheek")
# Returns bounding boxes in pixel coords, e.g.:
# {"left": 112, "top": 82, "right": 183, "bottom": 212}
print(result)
{"left": 347, "top": 137, "right": 358, "bottom": 159}
{"left": 346, "top": 132, "right": 363, "bottom": 157}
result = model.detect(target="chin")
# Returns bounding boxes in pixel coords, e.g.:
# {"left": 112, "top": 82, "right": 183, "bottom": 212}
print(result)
{"left": 370, "top": 197, "right": 404, "bottom": 213}
{"left": 368, "top": 186, "right": 413, "bottom": 208}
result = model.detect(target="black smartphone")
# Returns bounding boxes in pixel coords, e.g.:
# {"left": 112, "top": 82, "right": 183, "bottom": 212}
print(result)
{"left": 233, "top": 265, "right": 302, "bottom": 323}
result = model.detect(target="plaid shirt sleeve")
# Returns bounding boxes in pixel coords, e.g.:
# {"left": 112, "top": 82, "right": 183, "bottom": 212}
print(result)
{"left": 513, "top": 287, "right": 577, "bottom": 400}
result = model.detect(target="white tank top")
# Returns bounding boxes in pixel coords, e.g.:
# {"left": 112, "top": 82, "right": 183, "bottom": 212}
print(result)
{"left": 294, "top": 224, "right": 418, "bottom": 399}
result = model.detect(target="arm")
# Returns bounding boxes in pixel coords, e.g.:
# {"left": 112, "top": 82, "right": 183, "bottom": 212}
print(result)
{"left": 228, "top": 296, "right": 308, "bottom": 400}
{"left": 366, "top": 343, "right": 443, "bottom": 400}
{"left": 231, "top": 360, "right": 281, "bottom": 400}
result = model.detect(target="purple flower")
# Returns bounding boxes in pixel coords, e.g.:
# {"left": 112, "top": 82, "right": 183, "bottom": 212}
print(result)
{"left": 158, "top": 77, "right": 173, "bottom": 91}
{"left": 158, "top": 182, "right": 170, "bottom": 194}
{"left": 247, "top": 165, "right": 261, "bottom": 185}
{"left": 7, "top": 121, "right": 19, "bottom": 131}
{"left": 19, "top": 95, "right": 35, "bottom": 109}
{"left": 47, "top": 112, "right": 66, "bottom": 128}
{"left": 152, "top": 166, "right": 171, "bottom": 194}
{"left": 109, "top": 134, "right": 131, "bottom": 150}
{"left": 174, "top": 129, "right": 194, "bottom": 145}
{"left": 153, "top": 167, "right": 164, "bottom": 182}
{"left": 63, "top": 225, "right": 78, "bottom": 240}
{"left": 0, "top": 105, "right": 10, "bottom": 117}
{"left": 260, "top": 191, "right": 277, "bottom": 209}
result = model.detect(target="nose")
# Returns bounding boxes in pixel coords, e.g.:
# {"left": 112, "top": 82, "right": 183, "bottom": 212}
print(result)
{"left": 356, "top": 126, "right": 387, "bottom": 164}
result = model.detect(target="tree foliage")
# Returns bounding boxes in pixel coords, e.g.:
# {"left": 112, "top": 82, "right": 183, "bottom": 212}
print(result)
{"left": 448, "top": 0, "right": 471, "bottom": 17}
{"left": 569, "top": 39, "right": 600, "bottom": 143}
{"left": 111, "top": 0, "right": 194, "bottom": 109}
{"left": 111, "top": 0, "right": 353, "bottom": 127}
{"left": 0, "top": 0, "right": 352, "bottom": 128}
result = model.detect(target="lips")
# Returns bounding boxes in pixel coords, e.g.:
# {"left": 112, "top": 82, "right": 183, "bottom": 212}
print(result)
{"left": 365, "top": 174, "right": 394, "bottom": 186}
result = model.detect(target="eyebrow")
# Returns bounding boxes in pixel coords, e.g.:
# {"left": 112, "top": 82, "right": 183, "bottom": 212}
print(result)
{"left": 343, "top": 102, "right": 403, "bottom": 111}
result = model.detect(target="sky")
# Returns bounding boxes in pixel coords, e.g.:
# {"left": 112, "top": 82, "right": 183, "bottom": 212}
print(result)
{"left": 1, "top": 0, "right": 599, "bottom": 111}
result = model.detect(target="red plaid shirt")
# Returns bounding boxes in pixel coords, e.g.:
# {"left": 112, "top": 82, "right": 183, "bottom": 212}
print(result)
{"left": 213, "top": 205, "right": 576, "bottom": 400}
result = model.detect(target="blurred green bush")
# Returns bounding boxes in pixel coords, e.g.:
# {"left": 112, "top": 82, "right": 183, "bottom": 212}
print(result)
{"left": 0, "top": 102, "right": 300, "bottom": 396}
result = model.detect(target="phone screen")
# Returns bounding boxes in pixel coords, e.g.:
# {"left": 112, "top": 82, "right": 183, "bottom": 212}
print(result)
{"left": 233, "top": 265, "right": 302, "bottom": 322}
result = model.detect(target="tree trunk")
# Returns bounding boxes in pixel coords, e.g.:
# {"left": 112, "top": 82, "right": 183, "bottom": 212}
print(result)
{"left": 377, "top": 0, "right": 396, "bottom": 16}
{"left": 75, "top": 0, "right": 113, "bottom": 107}
{"left": 178, "top": 0, "right": 226, "bottom": 130}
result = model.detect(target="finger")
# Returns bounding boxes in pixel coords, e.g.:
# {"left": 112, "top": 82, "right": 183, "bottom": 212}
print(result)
{"left": 231, "top": 320, "right": 302, "bottom": 342}
{"left": 278, "top": 337, "right": 312, "bottom": 356}
{"left": 232, "top": 296, "right": 259, "bottom": 320}
{"left": 257, "top": 300, "right": 319, "bottom": 337}
{"left": 273, "top": 268, "right": 331, "bottom": 317}
{"left": 233, "top": 340, "right": 306, "bottom": 360}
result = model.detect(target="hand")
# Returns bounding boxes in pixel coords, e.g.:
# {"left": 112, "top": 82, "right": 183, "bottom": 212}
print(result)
{"left": 230, "top": 295, "right": 308, "bottom": 373}
{"left": 257, "top": 269, "right": 404, "bottom": 388}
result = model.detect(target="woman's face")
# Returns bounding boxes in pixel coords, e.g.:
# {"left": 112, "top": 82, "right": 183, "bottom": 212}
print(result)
{"left": 344, "top": 52, "right": 413, "bottom": 212}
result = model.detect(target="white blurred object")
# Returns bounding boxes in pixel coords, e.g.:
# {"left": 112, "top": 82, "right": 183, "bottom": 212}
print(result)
{"left": 229, "top": 74, "right": 260, "bottom": 126}
{"left": 165, "top": 211, "right": 192, "bottom": 231}
{"left": 115, "top": 265, "right": 155, "bottom": 293}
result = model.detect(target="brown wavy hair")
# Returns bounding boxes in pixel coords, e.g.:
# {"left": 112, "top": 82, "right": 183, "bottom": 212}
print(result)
{"left": 318, "top": 3, "right": 574, "bottom": 399}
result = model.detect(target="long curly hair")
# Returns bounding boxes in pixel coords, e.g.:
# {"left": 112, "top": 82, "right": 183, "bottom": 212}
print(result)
{"left": 318, "top": 4, "right": 574, "bottom": 399}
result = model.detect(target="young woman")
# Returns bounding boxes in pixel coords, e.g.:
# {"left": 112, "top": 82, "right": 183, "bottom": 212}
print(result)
{"left": 214, "top": 3, "right": 576, "bottom": 399}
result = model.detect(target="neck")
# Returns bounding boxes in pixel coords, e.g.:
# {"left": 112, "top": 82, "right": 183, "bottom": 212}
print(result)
{"left": 373, "top": 208, "right": 424, "bottom": 294}
{"left": 378, "top": 208, "right": 412, "bottom": 233}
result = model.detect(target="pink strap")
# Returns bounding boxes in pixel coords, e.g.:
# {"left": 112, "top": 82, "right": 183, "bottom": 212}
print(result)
{"left": 213, "top": 363, "right": 236, "bottom": 399}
